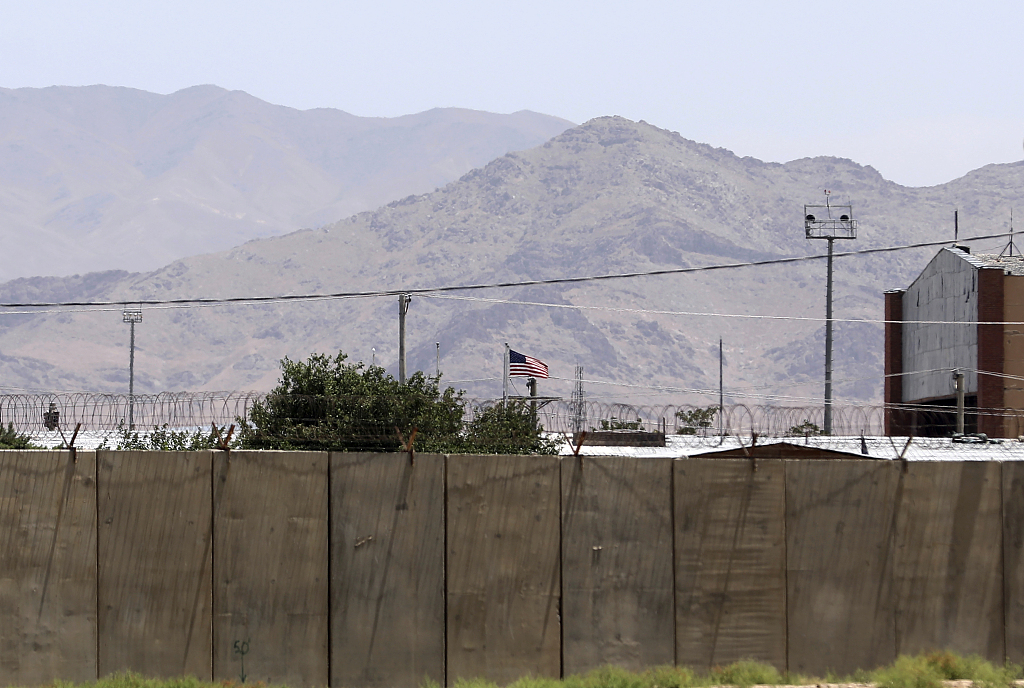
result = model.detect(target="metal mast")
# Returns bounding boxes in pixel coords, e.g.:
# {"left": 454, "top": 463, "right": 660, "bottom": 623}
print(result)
{"left": 122, "top": 306, "right": 143, "bottom": 429}
{"left": 804, "top": 192, "right": 857, "bottom": 435}
{"left": 570, "top": 364, "right": 587, "bottom": 434}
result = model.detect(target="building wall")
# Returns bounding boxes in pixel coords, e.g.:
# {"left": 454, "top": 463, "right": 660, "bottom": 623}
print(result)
{"left": 977, "top": 268, "right": 1006, "bottom": 436}
{"left": 1003, "top": 275, "right": 1024, "bottom": 437}
{"left": 884, "top": 290, "right": 906, "bottom": 435}
{"left": 903, "top": 248, "right": 979, "bottom": 402}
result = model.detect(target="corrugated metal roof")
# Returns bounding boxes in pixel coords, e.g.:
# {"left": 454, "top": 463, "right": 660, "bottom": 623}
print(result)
{"left": 970, "top": 252, "right": 1024, "bottom": 275}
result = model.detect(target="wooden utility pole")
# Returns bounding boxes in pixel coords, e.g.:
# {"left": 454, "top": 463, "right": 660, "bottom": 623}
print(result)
{"left": 528, "top": 377, "right": 537, "bottom": 422}
{"left": 398, "top": 294, "right": 411, "bottom": 384}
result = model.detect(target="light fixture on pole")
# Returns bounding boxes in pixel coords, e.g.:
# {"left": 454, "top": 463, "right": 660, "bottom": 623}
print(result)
{"left": 122, "top": 306, "right": 143, "bottom": 429}
{"left": 804, "top": 192, "right": 857, "bottom": 435}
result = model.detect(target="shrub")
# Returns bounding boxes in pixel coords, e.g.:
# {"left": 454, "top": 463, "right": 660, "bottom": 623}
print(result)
{"left": 464, "top": 400, "right": 560, "bottom": 455}
{"left": 105, "top": 421, "right": 228, "bottom": 451}
{"left": 676, "top": 406, "right": 718, "bottom": 435}
{"left": 0, "top": 421, "right": 37, "bottom": 449}
{"left": 709, "top": 660, "right": 782, "bottom": 688}
{"left": 237, "top": 351, "right": 465, "bottom": 452}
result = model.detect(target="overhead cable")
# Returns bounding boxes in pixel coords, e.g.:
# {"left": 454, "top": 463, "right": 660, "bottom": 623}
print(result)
{"left": 0, "top": 232, "right": 1010, "bottom": 310}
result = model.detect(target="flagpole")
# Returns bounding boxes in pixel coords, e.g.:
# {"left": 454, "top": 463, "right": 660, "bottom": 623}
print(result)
{"left": 503, "top": 343, "right": 509, "bottom": 405}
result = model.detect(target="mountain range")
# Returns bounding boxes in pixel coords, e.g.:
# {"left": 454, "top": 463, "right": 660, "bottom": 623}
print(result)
{"left": 2, "top": 108, "right": 1024, "bottom": 407}
{"left": 0, "top": 85, "right": 572, "bottom": 280}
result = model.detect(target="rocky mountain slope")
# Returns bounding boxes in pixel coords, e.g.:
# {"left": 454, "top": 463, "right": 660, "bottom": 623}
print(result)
{"left": 1, "top": 116, "right": 1022, "bottom": 406}
{"left": 0, "top": 85, "right": 572, "bottom": 280}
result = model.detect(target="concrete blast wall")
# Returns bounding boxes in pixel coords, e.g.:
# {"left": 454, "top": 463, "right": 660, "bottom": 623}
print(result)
{"left": 1, "top": 450, "right": 1019, "bottom": 686}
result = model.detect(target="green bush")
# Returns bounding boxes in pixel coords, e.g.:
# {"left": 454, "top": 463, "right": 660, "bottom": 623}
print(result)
{"left": 873, "top": 654, "right": 947, "bottom": 688}
{"left": 675, "top": 406, "right": 718, "bottom": 435}
{"left": 709, "top": 660, "right": 782, "bottom": 688}
{"left": 0, "top": 421, "right": 37, "bottom": 449}
{"left": 464, "top": 400, "right": 560, "bottom": 455}
{"left": 787, "top": 420, "right": 823, "bottom": 436}
{"left": 237, "top": 352, "right": 465, "bottom": 453}
{"left": 237, "top": 351, "right": 555, "bottom": 454}
{"left": 104, "top": 421, "right": 229, "bottom": 451}
{"left": 873, "top": 651, "right": 1016, "bottom": 688}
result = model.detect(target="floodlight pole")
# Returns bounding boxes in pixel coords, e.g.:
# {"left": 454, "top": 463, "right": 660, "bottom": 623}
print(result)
{"left": 824, "top": 237, "right": 834, "bottom": 435}
{"left": 804, "top": 196, "right": 856, "bottom": 436}
{"left": 122, "top": 307, "right": 143, "bottom": 429}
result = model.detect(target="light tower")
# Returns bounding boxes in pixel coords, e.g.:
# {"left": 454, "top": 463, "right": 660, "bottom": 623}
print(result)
{"left": 570, "top": 365, "right": 587, "bottom": 435}
{"left": 804, "top": 192, "right": 856, "bottom": 435}
{"left": 122, "top": 306, "right": 143, "bottom": 429}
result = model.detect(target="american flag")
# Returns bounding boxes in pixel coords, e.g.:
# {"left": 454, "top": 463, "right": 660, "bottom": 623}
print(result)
{"left": 509, "top": 349, "right": 549, "bottom": 378}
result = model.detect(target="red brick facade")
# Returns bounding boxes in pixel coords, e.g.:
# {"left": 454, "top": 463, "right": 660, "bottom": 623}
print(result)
{"left": 977, "top": 267, "right": 1005, "bottom": 436}
{"left": 883, "top": 290, "right": 906, "bottom": 435}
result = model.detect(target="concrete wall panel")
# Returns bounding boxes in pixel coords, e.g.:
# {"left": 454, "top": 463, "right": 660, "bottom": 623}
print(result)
{"left": 786, "top": 460, "right": 898, "bottom": 675}
{"left": 97, "top": 450, "right": 213, "bottom": 678}
{"left": 1004, "top": 462, "right": 1024, "bottom": 662}
{"left": 561, "top": 456, "right": 674, "bottom": 674}
{"left": 895, "top": 461, "right": 1003, "bottom": 661}
{"left": 212, "top": 451, "right": 328, "bottom": 687}
{"left": 446, "top": 455, "right": 560, "bottom": 685}
{"left": 674, "top": 458, "right": 786, "bottom": 670}
{"left": 331, "top": 453, "right": 445, "bottom": 688}
{"left": 0, "top": 450, "right": 97, "bottom": 684}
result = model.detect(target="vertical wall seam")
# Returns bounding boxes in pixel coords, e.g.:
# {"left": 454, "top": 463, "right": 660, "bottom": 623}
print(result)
{"left": 670, "top": 457, "right": 678, "bottom": 667}
{"left": 94, "top": 450, "right": 101, "bottom": 680}
{"left": 442, "top": 454, "right": 449, "bottom": 688}
{"left": 1001, "top": 461, "right": 1008, "bottom": 664}
{"left": 209, "top": 451, "right": 216, "bottom": 682}
{"left": 783, "top": 459, "right": 789, "bottom": 674}
{"left": 326, "top": 452, "right": 333, "bottom": 687}
{"left": 557, "top": 455, "right": 565, "bottom": 679}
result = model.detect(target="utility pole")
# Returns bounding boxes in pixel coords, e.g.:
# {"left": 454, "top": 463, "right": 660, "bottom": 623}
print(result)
{"left": 955, "top": 370, "right": 965, "bottom": 434}
{"left": 825, "top": 236, "right": 834, "bottom": 433}
{"left": 398, "top": 294, "right": 411, "bottom": 384}
{"left": 122, "top": 306, "right": 143, "bottom": 429}
{"left": 528, "top": 377, "right": 538, "bottom": 423}
{"left": 719, "top": 338, "right": 724, "bottom": 436}
{"left": 805, "top": 193, "right": 857, "bottom": 435}
{"left": 503, "top": 343, "right": 509, "bottom": 404}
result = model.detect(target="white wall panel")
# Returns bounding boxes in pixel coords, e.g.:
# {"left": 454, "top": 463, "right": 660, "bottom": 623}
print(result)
{"left": 903, "top": 248, "right": 979, "bottom": 401}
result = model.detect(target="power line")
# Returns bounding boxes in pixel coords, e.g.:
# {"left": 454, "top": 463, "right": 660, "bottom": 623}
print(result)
{"left": 0, "top": 232, "right": 1010, "bottom": 311}
{"left": 419, "top": 293, "right": 1024, "bottom": 327}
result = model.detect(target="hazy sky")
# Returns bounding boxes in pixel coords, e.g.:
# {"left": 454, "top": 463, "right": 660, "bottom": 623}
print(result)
{"left": 2, "top": 0, "right": 1020, "bottom": 188}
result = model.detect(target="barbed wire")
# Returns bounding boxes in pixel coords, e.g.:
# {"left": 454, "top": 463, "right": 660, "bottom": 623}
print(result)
{"left": 0, "top": 391, "right": 262, "bottom": 433}
{"left": 4, "top": 391, "right": 1023, "bottom": 451}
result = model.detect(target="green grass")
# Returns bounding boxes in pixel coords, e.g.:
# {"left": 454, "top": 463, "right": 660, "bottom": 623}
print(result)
{"left": 12, "top": 653, "right": 1024, "bottom": 688}
{"left": 872, "top": 652, "right": 1021, "bottom": 688}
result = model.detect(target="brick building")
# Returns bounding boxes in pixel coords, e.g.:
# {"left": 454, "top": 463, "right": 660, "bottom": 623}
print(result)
{"left": 885, "top": 246, "right": 1024, "bottom": 437}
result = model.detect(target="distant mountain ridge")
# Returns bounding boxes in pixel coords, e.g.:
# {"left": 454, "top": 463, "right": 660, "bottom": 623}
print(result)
{"left": 0, "top": 85, "right": 573, "bottom": 280}
{"left": 1, "top": 116, "right": 1023, "bottom": 405}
